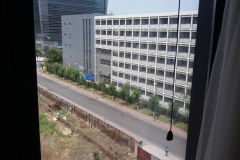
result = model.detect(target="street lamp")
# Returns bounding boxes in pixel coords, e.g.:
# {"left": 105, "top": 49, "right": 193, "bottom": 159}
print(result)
{"left": 153, "top": 82, "right": 158, "bottom": 121}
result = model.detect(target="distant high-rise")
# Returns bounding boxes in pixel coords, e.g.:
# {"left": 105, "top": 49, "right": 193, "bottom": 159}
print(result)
{"left": 33, "top": 0, "right": 107, "bottom": 45}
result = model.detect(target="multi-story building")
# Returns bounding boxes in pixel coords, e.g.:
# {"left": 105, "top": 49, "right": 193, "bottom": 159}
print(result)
{"left": 95, "top": 12, "right": 197, "bottom": 111}
{"left": 62, "top": 14, "right": 102, "bottom": 74}
{"left": 33, "top": 0, "right": 108, "bottom": 45}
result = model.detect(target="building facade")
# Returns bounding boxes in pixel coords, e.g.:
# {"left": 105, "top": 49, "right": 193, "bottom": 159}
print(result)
{"left": 95, "top": 12, "right": 197, "bottom": 111}
{"left": 33, "top": 0, "right": 108, "bottom": 45}
{"left": 62, "top": 14, "right": 101, "bottom": 74}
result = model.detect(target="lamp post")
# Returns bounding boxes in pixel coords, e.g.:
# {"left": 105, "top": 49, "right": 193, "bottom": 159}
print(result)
{"left": 153, "top": 82, "right": 158, "bottom": 121}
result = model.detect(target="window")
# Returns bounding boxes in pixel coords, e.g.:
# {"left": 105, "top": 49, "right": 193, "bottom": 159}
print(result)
{"left": 132, "top": 54, "right": 139, "bottom": 60}
{"left": 165, "top": 84, "right": 173, "bottom": 90}
{"left": 176, "top": 73, "right": 186, "bottom": 81}
{"left": 175, "top": 86, "right": 185, "bottom": 93}
{"left": 142, "top": 19, "right": 149, "bottom": 25}
{"left": 133, "top": 31, "right": 140, "bottom": 37}
{"left": 120, "top": 19, "right": 125, "bottom": 25}
{"left": 100, "top": 59, "right": 110, "bottom": 66}
{"left": 119, "top": 72, "right": 123, "bottom": 78}
{"left": 166, "top": 71, "right": 174, "bottom": 78}
{"left": 159, "top": 32, "right": 167, "bottom": 38}
{"left": 119, "top": 52, "right": 124, "bottom": 57}
{"left": 141, "top": 31, "right": 148, "bottom": 37}
{"left": 120, "top": 41, "right": 124, "bottom": 47}
{"left": 140, "top": 55, "right": 147, "bottom": 61}
{"left": 149, "top": 44, "right": 156, "bottom": 50}
{"left": 134, "top": 19, "right": 140, "bottom": 25}
{"left": 180, "top": 32, "right": 190, "bottom": 39}
{"left": 126, "top": 19, "right": 132, "bottom": 25}
{"left": 96, "top": 40, "right": 100, "bottom": 44}
{"left": 157, "top": 57, "right": 165, "bottom": 64}
{"left": 113, "top": 20, "right": 119, "bottom": 25}
{"left": 156, "top": 82, "right": 163, "bottom": 88}
{"left": 107, "top": 30, "right": 112, "bottom": 35}
{"left": 178, "top": 46, "right": 189, "bottom": 53}
{"left": 156, "top": 69, "right": 164, "bottom": 76}
{"left": 101, "top": 20, "right": 106, "bottom": 25}
{"left": 125, "top": 53, "right": 131, "bottom": 58}
{"left": 181, "top": 17, "right": 191, "bottom": 24}
{"left": 149, "top": 32, "right": 157, "bottom": 37}
{"left": 170, "top": 17, "right": 178, "bottom": 24}
{"left": 141, "top": 43, "right": 147, "bottom": 49}
{"left": 107, "top": 20, "right": 112, "bottom": 25}
{"left": 113, "top": 30, "right": 118, "bottom": 36}
{"left": 96, "top": 20, "right": 100, "bottom": 25}
{"left": 192, "top": 32, "right": 197, "bottom": 39}
{"left": 120, "top": 31, "right": 125, "bottom": 36}
{"left": 169, "top": 32, "right": 178, "bottom": 38}
{"left": 112, "top": 61, "right": 118, "bottom": 66}
{"left": 177, "top": 60, "right": 187, "bottom": 67}
{"left": 131, "top": 76, "right": 138, "bottom": 82}
{"left": 133, "top": 43, "right": 139, "bottom": 48}
{"left": 193, "top": 17, "right": 198, "bottom": 24}
{"left": 112, "top": 51, "right": 118, "bottom": 57}
{"left": 150, "top": 18, "right": 158, "bottom": 24}
{"left": 188, "top": 75, "right": 192, "bottom": 82}
{"left": 119, "top": 63, "right": 124, "bottom": 68}
{"left": 112, "top": 71, "right": 117, "bottom": 76}
{"left": 113, "top": 41, "right": 118, "bottom": 46}
{"left": 168, "top": 46, "right": 177, "bottom": 52}
{"left": 125, "top": 74, "right": 130, "bottom": 80}
{"left": 139, "top": 77, "right": 146, "bottom": 84}
{"left": 101, "top": 30, "right": 106, "bottom": 35}
{"left": 147, "top": 79, "right": 154, "bottom": 86}
{"left": 125, "top": 63, "right": 131, "bottom": 69}
{"left": 126, "top": 31, "right": 132, "bottom": 37}
{"left": 148, "top": 56, "right": 155, "bottom": 62}
{"left": 189, "top": 61, "right": 194, "bottom": 68}
{"left": 160, "top": 18, "right": 168, "bottom": 24}
{"left": 147, "top": 68, "right": 155, "bottom": 74}
{"left": 96, "top": 30, "right": 100, "bottom": 35}
{"left": 139, "top": 66, "right": 146, "bottom": 72}
{"left": 158, "top": 45, "right": 166, "bottom": 51}
{"left": 126, "top": 42, "right": 131, "bottom": 48}
{"left": 190, "top": 47, "right": 195, "bottom": 54}
{"left": 132, "top": 65, "right": 138, "bottom": 71}
{"left": 107, "top": 40, "right": 112, "bottom": 46}
{"left": 167, "top": 59, "right": 175, "bottom": 65}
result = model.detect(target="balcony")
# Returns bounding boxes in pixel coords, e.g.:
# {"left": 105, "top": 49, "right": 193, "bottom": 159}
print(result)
{"left": 175, "top": 92, "right": 183, "bottom": 98}
{"left": 147, "top": 61, "right": 156, "bottom": 67}
{"left": 165, "top": 77, "right": 173, "bottom": 83}
{"left": 140, "top": 37, "right": 148, "bottom": 41}
{"left": 156, "top": 63, "right": 165, "bottom": 69}
{"left": 167, "top": 51, "right": 176, "bottom": 57}
{"left": 158, "top": 50, "right": 167, "bottom": 56}
{"left": 158, "top": 37, "right": 167, "bottom": 42}
{"left": 189, "top": 53, "right": 194, "bottom": 59}
{"left": 155, "top": 75, "right": 164, "bottom": 80}
{"left": 119, "top": 46, "right": 125, "bottom": 51}
{"left": 131, "top": 81, "right": 138, "bottom": 86}
{"left": 191, "top": 39, "right": 196, "bottom": 44}
{"left": 192, "top": 23, "right": 197, "bottom": 29}
{"left": 111, "top": 46, "right": 119, "bottom": 50}
{"left": 132, "top": 59, "right": 139, "bottom": 64}
{"left": 95, "top": 35, "right": 101, "bottom": 38}
{"left": 180, "top": 24, "right": 191, "bottom": 29}
{"left": 169, "top": 24, "right": 177, "bottom": 29}
{"left": 147, "top": 73, "right": 155, "bottom": 79}
{"left": 179, "top": 38, "right": 190, "bottom": 43}
{"left": 149, "top": 37, "right": 157, "bottom": 42}
{"left": 132, "top": 37, "right": 140, "bottom": 41}
{"left": 149, "top": 49, "right": 157, "bottom": 54}
{"left": 131, "top": 70, "right": 139, "bottom": 75}
{"left": 112, "top": 66, "right": 118, "bottom": 71}
{"left": 187, "top": 81, "right": 192, "bottom": 86}
{"left": 159, "top": 24, "right": 168, "bottom": 29}
{"left": 112, "top": 75, "right": 119, "bottom": 81}
{"left": 124, "top": 58, "right": 131, "bottom": 63}
{"left": 139, "top": 71, "right": 147, "bottom": 77}
{"left": 156, "top": 88, "right": 163, "bottom": 94}
{"left": 166, "top": 64, "right": 174, "bottom": 70}
{"left": 132, "top": 48, "right": 140, "bottom": 52}
{"left": 178, "top": 52, "right": 188, "bottom": 58}
{"left": 141, "top": 25, "right": 149, "bottom": 29}
{"left": 112, "top": 56, "right": 118, "bottom": 61}
{"left": 118, "top": 57, "right": 124, "bottom": 62}
{"left": 133, "top": 25, "right": 140, "bottom": 29}
{"left": 119, "top": 25, "right": 125, "bottom": 29}
{"left": 118, "top": 67, "right": 125, "bottom": 72}
{"left": 175, "top": 79, "right": 186, "bottom": 85}
{"left": 95, "top": 44, "right": 101, "bottom": 48}
{"left": 168, "top": 38, "right": 177, "bottom": 43}
{"left": 176, "top": 66, "right": 187, "bottom": 72}
{"left": 125, "top": 25, "right": 133, "bottom": 29}
{"left": 146, "top": 84, "right": 154, "bottom": 90}
{"left": 164, "top": 89, "right": 173, "bottom": 95}
{"left": 138, "top": 82, "right": 146, "bottom": 88}
{"left": 140, "top": 48, "right": 148, "bottom": 53}
{"left": 149, "top": 25, "right": 158, "bottom": 29}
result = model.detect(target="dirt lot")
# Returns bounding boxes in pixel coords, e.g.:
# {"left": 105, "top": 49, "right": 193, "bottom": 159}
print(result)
{"left": 38, "top": 95, "right": 136, "bottom": 160}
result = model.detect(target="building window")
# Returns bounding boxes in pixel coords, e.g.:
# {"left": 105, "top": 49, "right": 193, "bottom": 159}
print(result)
{"left": 175, "top": 86, "right": 185, "bottom": 93}
{"left": 192, "top": 32, "right": 197, "bottom": 39}
{"left": 96, "top": 40, "right": 100, "bottom": 44}
{"left": 107, "top": 40, "right": 112, "bottom": 46}
{"left": 147, "top": 68, "right": 155, "bottom": 74}
{"left": 169, "top": 32, "right": 178, "bottom": 38}
{"left": 101, "top": 30, "right": 106, "bottom": 35}
{"left": 126, "top": 19, "right": 132, "bottom": 25}
{"left": 100, "top": 59, "right": 110, "bottom": 66}
{"left": 149, "top": 44, "right": 156, "bottom": 50}
{"left": 113, "top": 61, "right": 118, "bottom": 66}
{"left": 96, "top": 20, "right": 100, "bottom": 25}
{"left": 177, "top": 60, "right": 187, "bottom": 67}
{"left": 107, "top": 30, "right": 112, "bottom": 35}
{"left": 147, "top": 79, "right": 154, "bottom": 86}
{"left": 125, "top": 74, "right": 130, "bottom": 80}
{"left": 178, "top": 46, "right": 188, "bottom": 53}
{"left": 148, "top": 56, "right": 155, "bottom": 62}
{"left": 160, "top": 18, "right": 168, "bottom": 24}
{"left": 120, "top": 41, "right": 124, "bottom": 47}
{"left": 150, "top": 18, "right": 158, "bottom": 24}
{"left": 126, "top": 42, "right": 132, "bottom": 48}
{"left": 158, "top": 45, "right": 166, "bottom": 51}
{"left": 112, "top": 51, "right": 118, "bottom": 57}
{"left": 113, "top": 20, "right": 119, "bottom": 25}
{"left": 156, "top": 69, "right": 164, "bottom": 76}
{"left": 120, "top": 19, "right": 125, "bottom": 25}
{"left": 189, "top": 61, "right": 194, "bottom": 68}
{"left": 142, "top": 19, "right": 149, "bottom": 25}
{"left": 134, "top": 19, "right": 140, "bottom": 25}
{"left": 132, "top": 54, "right": 139, "bottom": 60}
{"left": 132, "top": 65, "right": 138, "bottom": 71}
{"left": 188, "top": 75, "right": 192, "bottom": 82}
{"left": 125, "top": 63, "right": 131, "bottom": 69}
{"left": 113, "top": 30, "right": 118, "bottom": 36}
{"left": 131, "top": 75, "right": 138, "bottom": 82}
{"left": 139, "top": 77, "right": 146, "bottom": 84}
{"left": 193, "top": 17, "right": 198, "bottom": 24}
{"left": 166, "top": 71, "right": 174, "bottom": 78}
{"left": 157, "top": 57, "right": 165, "bottom": 64}
{"left": 107, "top": 20, "right": 112, "bottom": 25}
{"left": 119, "top": 72, "right": 123, "bottom": 78}
{"left": 176, "top": 73, "right": 186, "bottom": 81}
{"left": 140, "top": 55, "right": 147, "bottom": 61}
{"left": 119, "top": 52, "right": 124, "bottom": 57}
{"left": 139, "top": 66, "right": 146, "bottom": 72}
{"left": 165, "top": 97, "right": 173, "bottom": 103}
{"left": 120, "top": 31, "right": 125, "bottom": 36}
{"left": 113, "top": 41, "right": 118, "bottom": 46}
{"left": 133, "top": 42, "right": 139, "bottom": 48}
{"left": 96, "top": 30, "right": 100, "bottom": 35}
{"left": 101, "top": 20, "right": 106, "bottom": 25}
{"left": 190, "top": 47, "right": 195, "bottom": 54}
{"left": 181, "top": 17, "right": 191, "bottom": 24}
{"left": 101, "top": 40, "right": 106, "bottom": 45}
{"left": 170, "top": 17, "right": 178, "bottom": 24}
{"left": 133, "top": 31, "right": 140, "bottom": 37}
{"left": 165, "top": 84, "right": 173, "bottom": 90}
{"left": 156, "top": 82, "right": 163, "bottom": 88}
{"left": 141, "top": 31, "right": 148, "bottom": 37}
{"left": 159, "top": 32, "right": 167, "bottom": 38}
{"left": 112, "top": 71, "right": 117, "bottom": 76}
{"left": 126, "top": 31, "right": 132, "bottom": 37}
{"left": 140, "top": 43, "right": 148, "bottom": 49}
{"left": 149, "top": 32, "right": 157, "bottom": 38}
{"left": 119, "top": 63, "right": 124, "bottom": 68}
{"left": 180, "top": 32, "right": 190, "bottom": 39}
{"left": 125, "top": 53, "right": 131, "bottom": 58}
{"left": 168, "top": 46, "right": 177, "bottom": 52}
{"left": 167, "top": 59, "right": 175, "bottom": 65}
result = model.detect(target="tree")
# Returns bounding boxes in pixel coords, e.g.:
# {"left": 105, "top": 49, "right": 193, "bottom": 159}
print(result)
{"left": 35, "top": 48, "right": 43, "bottom": 58}
{"left": 108, "top": 81, "right": 117, "bottom": 97}
{"left": 45, "top": 47, "right": 62, "bottom": 64}
{"left": 57, "top": 65, "right": 65, "bottom": 77}
{"left": 64, "top": 66, "right": 80, "bottom": 82}
{"left": 130, "top": 87, "right": 142, "bottom": 104}
{"left": 147, "top": 94, "right": 159, "bottom": 112}
{"left": 52, "top": 62, "right": 61, "bottom": 75}
{"left": 168, "top": 102, "right": 180, "bottom": 122}
{"left": 118, "top": 83, "right": 130, "bottom": 101}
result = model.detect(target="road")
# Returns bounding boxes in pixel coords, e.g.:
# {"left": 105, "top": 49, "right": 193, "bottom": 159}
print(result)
{"left": 37, "top": 74, "right": 186, "bottom": 159}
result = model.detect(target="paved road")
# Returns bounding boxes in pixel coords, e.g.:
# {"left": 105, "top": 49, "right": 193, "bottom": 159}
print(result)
{"left": 37, "top": 74, "right": 186, "bottom": 159}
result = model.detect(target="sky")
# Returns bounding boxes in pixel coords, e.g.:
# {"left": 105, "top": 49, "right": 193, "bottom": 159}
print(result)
{"left": 107, "top": 0, "right": 199, "bottom": 15}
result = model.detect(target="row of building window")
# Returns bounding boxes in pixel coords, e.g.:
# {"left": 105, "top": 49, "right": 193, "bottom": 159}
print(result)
{"left": 112, "top": 62, "right": 193, "bottom": 78}
{"left": 96, "top": 16, "right": 197, "bottom": 25}
{"left": 100, "top": 59, "right": 111, "bottom": 66}
{"left": 96, "top": 30, "right": 196, "bottom": 39}
{"left": 112, "top": 71, "right": 190, "bottom": 92}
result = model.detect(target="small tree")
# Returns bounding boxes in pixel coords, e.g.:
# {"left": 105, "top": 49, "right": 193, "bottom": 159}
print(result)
{"left": 118, "top": 83, "right": 130, "bottom": 101}
{"left": 57, "top": 65, "right": 65, "bottom": 77}
{"left": 108, "top": 81, "right": 117, "bottom": 97}
{"left": 168, "top": 102, "right": 180, "bottom": 122}
{"left": 35, "top": 48, "right": 43, "bottom": 58}
{"left": 45, "top": 47, "right": 62, "bottom": 64}
{"left": 147, "top": 94, "right": 159, "bottom": 113}
{"left": 130, "top": 87, "right": 142, "bottom": 104}
{"left": 40, "top": 63, "right": 44, "bottom": 71}
{"left": 52, "top": 62, "right": 61, "bottom": 75}
{"left": 92, "top": 151, "right": 99, "bottom": 160}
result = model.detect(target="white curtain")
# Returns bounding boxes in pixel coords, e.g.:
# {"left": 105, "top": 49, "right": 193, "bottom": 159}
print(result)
{"left": 196, "top": 0, "right": 240, "bottom": 159}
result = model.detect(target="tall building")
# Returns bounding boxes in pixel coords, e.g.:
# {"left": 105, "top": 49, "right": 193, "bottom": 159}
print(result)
{"left": 62, "top": 14, "right": 101, "bottom": 73}
{"left": 95, "top": 12, "right": 197, "bottom": 112}
{"left": 33, "top": 0, "right": 108, "bottom": 45}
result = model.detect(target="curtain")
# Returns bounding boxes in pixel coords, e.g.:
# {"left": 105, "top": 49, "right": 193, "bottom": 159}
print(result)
{"left": 196, "top": 0, "right": 240, "bottom": 159}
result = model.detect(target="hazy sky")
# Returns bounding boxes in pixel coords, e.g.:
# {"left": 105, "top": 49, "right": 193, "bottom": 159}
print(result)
{"left": 107, "top": 0, "right": 199, "bottom": 15}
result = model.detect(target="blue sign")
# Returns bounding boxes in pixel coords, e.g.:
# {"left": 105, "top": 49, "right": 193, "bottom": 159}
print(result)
{"left": 83, "top": 74, "right": 94, "bottom": 81}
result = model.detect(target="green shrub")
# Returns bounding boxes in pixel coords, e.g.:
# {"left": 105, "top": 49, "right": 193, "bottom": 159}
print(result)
{"left": 52, "top": 62, "right": 61, "bottom": 75}
{"left": 57, "top": 65, "right": 65, "bottom": 77}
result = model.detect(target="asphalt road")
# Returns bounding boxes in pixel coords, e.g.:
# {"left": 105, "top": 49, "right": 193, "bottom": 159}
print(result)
{"left": 37, "top": 74, "right": 186, "bottom": 159}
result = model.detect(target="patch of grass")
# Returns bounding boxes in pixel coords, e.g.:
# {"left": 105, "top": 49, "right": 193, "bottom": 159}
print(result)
{"left": 66, "top": 115, "right": 77, "bottom": 126}
{"left": 38, "top": 96, "right": 46, "bottom": 103}
{"left": 174, "top": 122, "right": 188, "bottom": 131}
{"left": 127, "top": 104, "right": 137, "bottom": 110}
{"left": 139, "top": 108, "right": 153, "bottom": 116}
{"left": 114, "top": 98, "right": 125, "bottom": 105}
{"left": 39, "top": 113, "right": 58, "bottom": 135}
{"left": 54, "top": 109, "right": 67, "bottom": 116}
{"left": 157, "top": 115, "right": 170, "bottom": 123}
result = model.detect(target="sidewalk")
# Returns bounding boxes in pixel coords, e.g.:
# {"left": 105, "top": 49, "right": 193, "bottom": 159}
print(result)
{"left": 37, "top": 71, "right": 187, "bottom": 139}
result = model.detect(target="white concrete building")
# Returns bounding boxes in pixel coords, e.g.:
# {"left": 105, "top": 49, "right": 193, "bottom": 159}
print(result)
{"left": 95, "top": 11, "right": 197, "bottom": 111}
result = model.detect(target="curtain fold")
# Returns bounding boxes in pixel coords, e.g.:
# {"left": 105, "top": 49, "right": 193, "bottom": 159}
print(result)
{"left": 196, "top": 0, "right": 240, "bottom": 159}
